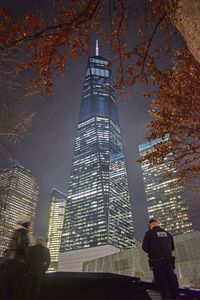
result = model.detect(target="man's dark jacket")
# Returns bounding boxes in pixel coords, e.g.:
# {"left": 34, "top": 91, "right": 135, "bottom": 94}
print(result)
{"left": 142, "top": 226, "right": 174, "bottom": 259}
{"left": 27, "top": 244, "right": 50, "bottom": 275}
{"left": 9, "top": 228, "right": 29, "bottom": 260}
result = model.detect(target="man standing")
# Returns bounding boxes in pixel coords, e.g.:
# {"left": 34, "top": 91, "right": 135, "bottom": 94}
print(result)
{"left": 142, "top": 219, "right": 178, "bottom": 300}
{"left": 25, "top": 237, "right": 50, "bottom": 300}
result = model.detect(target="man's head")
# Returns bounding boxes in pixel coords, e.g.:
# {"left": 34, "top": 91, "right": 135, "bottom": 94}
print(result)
{"left": 16, "top": 215, "right": 31, "bottom": 228}
{"left": 148, "top": 219, "right": 159, "bottom": 230}
{"left": 36, "top": 236, "right": 45, "bottom": 246}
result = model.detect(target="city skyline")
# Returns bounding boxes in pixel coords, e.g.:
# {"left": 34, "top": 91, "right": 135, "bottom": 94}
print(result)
{"left": 0, "top": 0, "right": 199, "bottom": 248}
{"left": 0, "top": 1, "right": 199, "bottom": 295}
{"left": 0, "top": 1, "right": 151, "bottom": 242}
{"left": 1, "top": 51, "right": 150, "bottom": 241}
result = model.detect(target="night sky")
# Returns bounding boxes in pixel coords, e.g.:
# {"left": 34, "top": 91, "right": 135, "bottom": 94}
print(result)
{"left": 1, "top": 0, "right": 151, "bottom": 240}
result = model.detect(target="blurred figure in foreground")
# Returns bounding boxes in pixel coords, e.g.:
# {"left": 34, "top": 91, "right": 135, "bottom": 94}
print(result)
{"left": 142, "top": 219, "right": 179, "bottom": 300}
{"left": 25, "top": 237, "right": 51, "bottom": 300}
{"left": 1, "top": 215, "right": 33, "bottom": 300}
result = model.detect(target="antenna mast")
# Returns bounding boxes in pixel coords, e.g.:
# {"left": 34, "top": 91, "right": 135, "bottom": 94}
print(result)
{"left": 95, "top": 39, "right": 99, "bottom": 56}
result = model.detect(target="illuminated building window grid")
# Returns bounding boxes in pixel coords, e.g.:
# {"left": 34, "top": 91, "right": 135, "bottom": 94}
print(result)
{"left": 63, "top": 118, "right": 130, "bottom": 250}
{"left": 47, "top": 192, "right": 67, "bottom": 272}
{"left": 140, "top": 145, "right": 192, "bottom": 235}
{"left": 0, "top": 166, "right": 38, "bottom": 255}
{"left": 61, "top": 56, "right": 134, "bottom": 252}
{"left": 108, "top": 125, "right": 134, "bottom": 249}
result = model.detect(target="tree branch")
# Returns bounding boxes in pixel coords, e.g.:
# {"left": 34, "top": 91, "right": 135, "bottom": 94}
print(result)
{"left": 5, "top": 0, "right": 102, "bottom": 48}
{"left": 141, "top": 13, "right": 166, "bottom": 74}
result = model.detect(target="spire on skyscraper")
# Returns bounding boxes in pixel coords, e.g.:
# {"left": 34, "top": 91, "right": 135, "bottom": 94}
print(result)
{"left": 95, "top": 39, "right": 99, "bottom": 56}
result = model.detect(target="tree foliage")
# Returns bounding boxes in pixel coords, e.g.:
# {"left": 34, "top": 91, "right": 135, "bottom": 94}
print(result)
{"left": 0, "top": 0, "right": 199, "bottom": 181}
{"left": 140, "top": 49, "right": 200, "bottom": 182}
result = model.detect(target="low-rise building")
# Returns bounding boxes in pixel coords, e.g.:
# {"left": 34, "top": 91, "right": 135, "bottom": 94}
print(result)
{"left": 83, "top": 231, "right": 200, "bottom": 288}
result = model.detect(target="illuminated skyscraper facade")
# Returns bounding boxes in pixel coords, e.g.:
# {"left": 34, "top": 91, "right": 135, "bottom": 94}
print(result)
{"left": 139, "top": 138, "right": 192, "bottom": 235}
{"left": 59, "top": 54, "right": 134, "bottom": 271}
{"left": 47, "top": 189, "right": 67, "bottom": 272}
{"left": 0, "top": 163, "right": 39, "bottom": 255}
{"left": 185, "top": 178, "right": 200, "bottom": 231}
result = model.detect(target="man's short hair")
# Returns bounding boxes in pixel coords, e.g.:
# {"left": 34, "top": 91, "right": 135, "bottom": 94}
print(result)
{"left": 16, "top": 215, "right": 30, "bottom": 225}
{"left": 36, "top": 237, "right": 45, "bottom": 245}
{"left": 148, "top": 218, "right": 157, "bottom": 224}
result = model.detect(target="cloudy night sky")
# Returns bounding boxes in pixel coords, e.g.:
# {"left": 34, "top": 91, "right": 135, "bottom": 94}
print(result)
{"left": 1, "top": 0, "right": 152, "bottom": 240}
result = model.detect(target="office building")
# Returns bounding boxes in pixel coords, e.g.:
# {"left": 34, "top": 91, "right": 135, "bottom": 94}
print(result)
{"left": 185, "top": 178, "right": 200, "bottom": 231}
{"left": 0, "top": 162, "right": 39, "bottom": 255}
{"left": 47, "top": 188, "right": 67, "bottom": 272}
{"left": 139, "top": 138, "right": 192, "bottom": 235}
{"left": 59, "top": 47, "right": 134, "bottom": 271}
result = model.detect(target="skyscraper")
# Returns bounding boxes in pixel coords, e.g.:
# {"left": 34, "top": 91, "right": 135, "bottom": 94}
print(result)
{"left": 59, "top": 50, "right": 134, "bottom": 271}
{"left": 47, "top": 188, "right": 67, "bottom": 272}
{"left": 185, "top": 178, "right": 200, "bottom": 231}
{"left": 0, "top": 162, "right": 39, "bottom": 255}
{"left": 139, "top": 138, "right": 192, "bottom": 235}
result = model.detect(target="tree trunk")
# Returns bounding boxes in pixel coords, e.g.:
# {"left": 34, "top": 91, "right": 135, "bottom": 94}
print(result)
{"left": 168, "top": 0, "right": 200, "bottom": 64}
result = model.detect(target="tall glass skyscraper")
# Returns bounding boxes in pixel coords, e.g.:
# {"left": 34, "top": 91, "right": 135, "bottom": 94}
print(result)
{"left": 185, "top": 178, "right": 200, "bottom": 231}
{"left": 139, "top": 138, "right": 192, "bottom": 235}
{"left": 59, "top": 53, "right": 134, "bottom": 271}
{"left": 0, "top": 163, "right": 39, "bottom": 255}
{"left": 47, "top": 188, "right": 67, "bottom": 272}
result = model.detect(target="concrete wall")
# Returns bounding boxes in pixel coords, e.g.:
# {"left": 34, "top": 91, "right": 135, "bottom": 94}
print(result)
{"left": 58, "top": 244, "right": 120, "bottom": 272}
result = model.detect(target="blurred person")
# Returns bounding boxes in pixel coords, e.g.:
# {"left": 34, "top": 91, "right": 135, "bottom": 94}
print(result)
{"left": 25, "top": 236, "right": 50, "bottom": 300}
{"left": 2, "top": 215, "right": 33, "bottom": 300}
{"left": 0, "top": 249, "right": 10, "bottom": 299}
{"left": 142, "top": 219, "right": 179, "bottom": 300}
